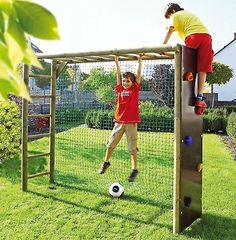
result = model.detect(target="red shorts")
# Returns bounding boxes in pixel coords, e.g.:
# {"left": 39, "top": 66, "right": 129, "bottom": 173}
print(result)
{"left": 185, "top": 33, "right": 213, "bottom": 73}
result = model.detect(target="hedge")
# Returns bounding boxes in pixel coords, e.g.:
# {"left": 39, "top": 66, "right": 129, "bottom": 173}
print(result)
{"left": 0, "top": 101, "right": 21, "bottom": 162}
{"left": 85, "top": 108, "right": 174, "bottom": 132}
{"left": 84, "top": 107, "right": 230, "bottom": 134}
{"left": 226, "top": 112, "right": 236, "bottom": 139}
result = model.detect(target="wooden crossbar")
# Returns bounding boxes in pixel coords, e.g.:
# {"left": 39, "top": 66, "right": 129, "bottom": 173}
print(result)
{"left": 28, "top": 171, "right": 50, "bottom": 179}
{"left": 28, "top": 152, "right": 51, "bottom": 160}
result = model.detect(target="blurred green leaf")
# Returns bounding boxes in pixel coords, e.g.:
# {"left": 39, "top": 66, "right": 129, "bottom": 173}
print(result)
{"left": 14, "top": 0, "right": 60, "bottom": 40}
{"left": 5, "top": 31, "right": 24, "bottom": 69}
{"left": 0, "top": 12, "right": 5, "bottom": 34}
{"left": 0, "top": 0, "right": 59, "bottom": 101}
{"left": 0, "top": 67, "right": 31, "bottom": 101}
{"left": 0, "top": 0, "right": 13, "bottom": 14}
{"left": 8, "top": 14, "right": 27, "bottom": 52}
{"left": 23, "top": 45, "right": 42, "bottom": 69}
{"left": 0, "top": 42, "right": 13, "bottom": 68}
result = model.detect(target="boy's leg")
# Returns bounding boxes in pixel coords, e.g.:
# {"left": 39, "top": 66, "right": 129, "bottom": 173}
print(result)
{"left": 125, "top": 124, "right": 139, "bottom": 181}
{"left": 195, "top": 72, "right": 207, "bottom": 113}
{"left": 185, "top": 33, "right": 212, "bottom": 111}
{"left": 104, "top": 147, "right": 114, "bottom": 162}
{"left": 99, "top": 123, "right": 124, "bottom": 174}
{"left": 198, "top": 72, "right": 206, "bottom": 95}
{"left": 131, "top": 153, "right": 138, "bottom": 170}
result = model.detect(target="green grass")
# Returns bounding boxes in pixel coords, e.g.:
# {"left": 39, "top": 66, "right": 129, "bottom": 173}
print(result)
{"left": 0, "top": 133, "right": 235, "bottom": 239}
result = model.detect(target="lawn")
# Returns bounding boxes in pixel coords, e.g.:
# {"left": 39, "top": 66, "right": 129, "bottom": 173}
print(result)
{"left": 0, "top": 132, "right": 235, "bottom": 240}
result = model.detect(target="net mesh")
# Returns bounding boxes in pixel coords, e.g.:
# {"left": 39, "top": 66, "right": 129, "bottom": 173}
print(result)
{"left": 53, "top": 59, "right": 174, "bottom": 205}
{"left": 27, "top": 58, "right": 174, "bottom": 209}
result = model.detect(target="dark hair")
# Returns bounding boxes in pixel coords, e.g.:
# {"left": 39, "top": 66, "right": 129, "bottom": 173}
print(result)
{"left": 122, "top": 72, "right": 136, "bottom": 83}
{"left": 164, "top": 3, "right": 184, "bottom": 19}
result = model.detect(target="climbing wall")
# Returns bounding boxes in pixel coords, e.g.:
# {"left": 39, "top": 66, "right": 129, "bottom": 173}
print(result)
{"left": 179, "top": 46, "right": 203, "bottom": 231}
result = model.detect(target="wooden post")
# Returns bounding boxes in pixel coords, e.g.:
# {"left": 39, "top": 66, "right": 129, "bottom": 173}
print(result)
{"left": 21, "top": 64, "right": 29, "bottom": 192}
{"left": 173, "top": 44, "right": 182, "bottom": 234}
{"left": 49, "top": 60, "right": 57, "bottom": 183}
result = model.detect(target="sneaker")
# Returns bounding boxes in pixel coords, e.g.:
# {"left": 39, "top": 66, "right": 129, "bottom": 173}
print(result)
{"left": 195, "top": 98, "right": 207, "bottom": 115}
{"left": 99, "top": 161, "right": 111, "bottom": 174}
{"left": 195, "top": 98, "right": 207, "bottom": 108}
{"left": 128, "top": 169, "right": 138, "bottom": 182}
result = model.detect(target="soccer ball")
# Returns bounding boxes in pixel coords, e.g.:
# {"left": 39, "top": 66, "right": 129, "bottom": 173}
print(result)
{"left": 109, "top": 182, "right": 124, "bottom": 198}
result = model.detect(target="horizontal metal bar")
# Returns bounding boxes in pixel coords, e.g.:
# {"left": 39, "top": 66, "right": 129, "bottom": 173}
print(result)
{"left": 28, "top": 133, "right": 51, "bottom": 139}
{"left": 28, "top": 171, "right": 50, "bottom": 179}
{"left": 28, "top": 152, "right": 51, "bottom": 160}
{"left": 28, "top": 114, "right": 51, "bottom": 118}
{"left": 29, "top": 73, "right": 52, "bottom": 79}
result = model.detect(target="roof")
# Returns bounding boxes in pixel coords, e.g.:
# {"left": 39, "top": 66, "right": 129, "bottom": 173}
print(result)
{"left": 31, "top": 42, "right": 43, "bottom": 53}
{"left": 214, "top": 38, "right": 236, "bottom": 55}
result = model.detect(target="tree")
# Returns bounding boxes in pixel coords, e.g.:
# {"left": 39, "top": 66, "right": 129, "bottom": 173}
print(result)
{"left": 81, "top": 67, "right": 117, "bottom": 106}
{"left": 206, "top": 61, "right": 234, "bottom": 86}
{"left": 0, "top": 0, "right": 60, "bottom": 101}
{"left": 149, "top": 64, "right": 174, "bottom": 107}
{"left": 206, "top": 61, "right": 234, "bottom": 107}
{"left": 81, "top": 67, "right": 116, "bottom": 90}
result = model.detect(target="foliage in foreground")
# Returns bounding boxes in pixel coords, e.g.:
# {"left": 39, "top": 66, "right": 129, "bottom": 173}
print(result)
{"left": 0, "top": 0, "right": 59, "bottom": 101}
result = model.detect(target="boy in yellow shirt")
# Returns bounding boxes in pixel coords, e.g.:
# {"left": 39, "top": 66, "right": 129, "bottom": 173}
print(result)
{"left": 163, "top": 3, "right": 213, "bottom": 113}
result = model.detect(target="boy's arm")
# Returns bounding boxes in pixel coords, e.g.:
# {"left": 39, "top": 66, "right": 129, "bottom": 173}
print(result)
{"left": 136, "top": 54, "right": 143, "bottom": 84}
{"left": 115, "top": 55, "right": 122, "bottom": 84}
{"left": 163, "top": 26, "right": 175, "bottom": 44}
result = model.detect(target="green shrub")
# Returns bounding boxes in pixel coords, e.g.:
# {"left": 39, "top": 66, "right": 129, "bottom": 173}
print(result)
{"left": 226, "top": 112, "right": 236, "bottom": 139}
{"left": 221, "top": 105, "right": 236, "bottom": 115}
{"left": 85, "top": 110, "right": 98, "bottom": 128}
{"left": 85, "top": 107, "right": 174, "bottom": 132}
{"left": 85, "top": 110, "right": 113, "bottom": 129}
{"left": 56, "top": 108, "right": 86, "bottom": 124}
{"left": 139, "top": 101, "right": 157, "bottom": 114}
{"left": 203, "top": 108, "right": 228, "bottom": 133}
{"left": 0, "top": 101, "right": 21, "bottom": 162}
{"left": 139, "top": 110, "right": 174, "bottom": 132}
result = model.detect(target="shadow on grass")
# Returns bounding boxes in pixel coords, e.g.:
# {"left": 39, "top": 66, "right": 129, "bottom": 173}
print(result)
{"left": 0, "top": 151, "right": 47, "bottom": 183}
{"left": 182, "top": 212, "right": 236, "bottom": 240}
{"left": 28, "top": 189, "right": 172, "bottom": 230}
{"left": 55, "top": 173, "right": 172, "bottom": 209}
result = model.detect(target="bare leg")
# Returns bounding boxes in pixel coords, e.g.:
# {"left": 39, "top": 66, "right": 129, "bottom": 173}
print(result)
{"left": 131, "top": 153, "right": 138, "bottom": 169}
{"left": 198, "top": 72, "right": 206, "bottom": 94}
{"left": 195, "top": 71, "right": 207, "bottom": 115}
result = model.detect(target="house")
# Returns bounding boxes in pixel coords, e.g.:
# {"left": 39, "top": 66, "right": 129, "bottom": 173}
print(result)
{"left": 31, "top": 42, "right": 43, "bottom": 53}
{"left": 29, "top": 40, "right": 43, "bottom": 91}
{"left": 213, "top": 33, "right": 236, "bottom": 101}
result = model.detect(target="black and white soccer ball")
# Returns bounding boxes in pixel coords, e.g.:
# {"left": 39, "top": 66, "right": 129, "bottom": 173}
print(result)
{"left": 109, "top": 182, "right": 124, "bottom": 198}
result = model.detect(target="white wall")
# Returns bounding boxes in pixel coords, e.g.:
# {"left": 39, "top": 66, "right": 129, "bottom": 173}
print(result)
{"left": 213, "top": 41, "right": 236, "bottom": 101}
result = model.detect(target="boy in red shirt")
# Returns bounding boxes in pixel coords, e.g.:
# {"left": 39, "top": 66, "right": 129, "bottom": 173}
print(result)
{"left": 163, "top": 3, "right": 213, "bottom": 113}
{"left": 99, "top": 54, "right": 143, "bottom": 182}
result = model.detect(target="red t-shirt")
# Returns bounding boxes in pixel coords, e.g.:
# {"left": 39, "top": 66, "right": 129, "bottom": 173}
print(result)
{"left": 114, "top": 82, "right": 141, "bottom": 123}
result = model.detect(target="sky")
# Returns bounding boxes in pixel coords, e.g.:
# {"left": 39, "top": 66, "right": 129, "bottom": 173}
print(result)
{"left": 32, "top": 0, "right": 236, "bottom": 54}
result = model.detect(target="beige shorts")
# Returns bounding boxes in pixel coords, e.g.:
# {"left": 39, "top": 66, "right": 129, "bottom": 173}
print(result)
{"left": 107, "top": 123, "right": 138, "bottom": 154}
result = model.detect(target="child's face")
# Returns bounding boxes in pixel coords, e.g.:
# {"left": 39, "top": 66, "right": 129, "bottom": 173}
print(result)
{"left": 122, "top": 77, "right": 133, "bottom": 89}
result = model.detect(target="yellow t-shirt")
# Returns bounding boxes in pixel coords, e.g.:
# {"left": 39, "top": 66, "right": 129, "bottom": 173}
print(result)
{"left": 172, "top": 10, "right": 209, "bottom": 40}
